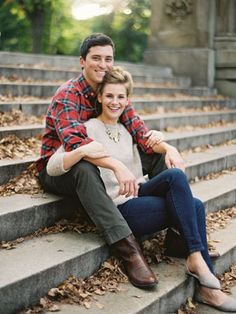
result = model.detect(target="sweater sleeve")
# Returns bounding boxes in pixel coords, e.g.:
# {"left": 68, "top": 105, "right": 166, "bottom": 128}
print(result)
{"left": 46, "top": 146, "right": 69, "bottom": 176}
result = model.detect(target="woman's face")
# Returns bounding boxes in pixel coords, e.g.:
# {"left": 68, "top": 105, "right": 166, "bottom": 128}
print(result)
{"left": 98, "top": 83, "right": 128, "bottom": 124}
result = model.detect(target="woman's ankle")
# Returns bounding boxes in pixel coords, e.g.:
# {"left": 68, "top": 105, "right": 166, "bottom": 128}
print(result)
{"left": 187, "top": 251, "right": 209, "bottom": 274}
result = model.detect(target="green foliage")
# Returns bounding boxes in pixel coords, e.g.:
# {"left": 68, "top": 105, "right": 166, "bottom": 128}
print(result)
{"left": 112, "top": 0, "right": 151, "bottom": 62}
{"left": 0, "top": 0, "right": 151, "bottom": 62}
{"left": 0, "top": 0, "right": 32, "bottom": 52}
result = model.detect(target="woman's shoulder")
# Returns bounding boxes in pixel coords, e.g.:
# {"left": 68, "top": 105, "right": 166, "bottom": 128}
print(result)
{"left": 85, "top": 118, "right": 103, "bottom": 127}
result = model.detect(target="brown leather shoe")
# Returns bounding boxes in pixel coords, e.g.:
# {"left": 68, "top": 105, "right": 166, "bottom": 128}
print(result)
{"left": 111, "top": 234, "right": 158, "bottom": 288}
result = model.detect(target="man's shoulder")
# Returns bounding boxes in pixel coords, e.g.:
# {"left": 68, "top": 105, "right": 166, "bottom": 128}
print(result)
{"left": 54, "top": 76, "right": 83, "bottom": 96}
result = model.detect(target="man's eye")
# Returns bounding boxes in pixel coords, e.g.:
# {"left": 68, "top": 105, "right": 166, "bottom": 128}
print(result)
{"left": 106, "top": 57, "right": 113, "bottom": 62}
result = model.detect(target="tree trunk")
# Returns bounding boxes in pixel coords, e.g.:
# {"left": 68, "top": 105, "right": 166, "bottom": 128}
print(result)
{"left": 30, "top": 8, "right": 45, "bottom": 53}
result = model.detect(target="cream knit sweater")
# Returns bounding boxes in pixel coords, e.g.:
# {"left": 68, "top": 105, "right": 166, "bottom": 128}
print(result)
{"left": 46, "top": 118, "right": 146, "bottom": 205}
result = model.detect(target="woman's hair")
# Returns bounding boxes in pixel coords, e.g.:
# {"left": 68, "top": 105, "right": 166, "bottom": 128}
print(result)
{"left": 80, "top": 33, "right": 115, "bottom": 60}
{"left": 97, "top": 66, "right": 133, "bottom": 97}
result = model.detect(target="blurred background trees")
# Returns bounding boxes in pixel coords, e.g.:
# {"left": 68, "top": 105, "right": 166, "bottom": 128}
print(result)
{"left": 0, "top": 0, "right": 151, "bottom": 62}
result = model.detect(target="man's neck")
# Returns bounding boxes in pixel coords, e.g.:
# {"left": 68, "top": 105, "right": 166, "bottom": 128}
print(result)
{"left": 82, "top": 71, "right": 97, "bottom": 92}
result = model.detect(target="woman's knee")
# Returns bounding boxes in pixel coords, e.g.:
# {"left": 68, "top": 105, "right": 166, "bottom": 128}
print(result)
{"left": 165, "top": 168, "right": 187, "bottom": 182}
{"left": 194, "top": 197, "right": 206, "bottom": 215}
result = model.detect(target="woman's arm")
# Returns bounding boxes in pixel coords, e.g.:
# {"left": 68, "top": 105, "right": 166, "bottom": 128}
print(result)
{"left": 84, "top": 156, "right": 139, "bottom": 197}
{"left": 46, "top": 141, "right": 109, "bottom": 176}
{"left": 152, "top": 141, "right": 185, "bottom": 171}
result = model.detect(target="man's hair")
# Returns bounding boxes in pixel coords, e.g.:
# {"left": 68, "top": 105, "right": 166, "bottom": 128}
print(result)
{"left": 80, "top": 33, "right": 115, "bottom": 60}
{"left": 97, "top": 66, "right": 133, "bottom": 97}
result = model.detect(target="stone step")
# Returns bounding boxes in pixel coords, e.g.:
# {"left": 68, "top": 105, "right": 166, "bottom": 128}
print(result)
{"left": 1, "top": 153, "right": 236, "bottom": 242}
{"left": 165, "top": 125, "right": 236, "bottom": 151}
{"left": 1, "top": 110, "right": 235, "bottom": 139}
{"left": 1, "top": 98, "right": 234, "bottom": 116}
{"left": 133, "top": 98, "right": 236, "bottom": 112}
{"left": 0, "top": 124, "right": 43, "bottom": 139}
{"left": 44, "top": 219, "right": 236, "bottom": 314}
{"left": 184, "top": 144, "right": 236, "bottom": 182}
{"left": 0, "top": 232, "right": 109, "bottom": 314}
{"left": 0, "top": 157, "right": 34, "bottom": 185}
{"left": 0, "top": 193, "right": 75, "bottom": 241}
{"left": 0, "top": 82, "right": 217, "bottom": 98}
{"left": 0, "top": 51, "right": 174, "bottom": 78}
{"left": 141, "top": 110, "right": 236, "bottom": 129}
{"left": 0, "top": 126, "right": 236, "bottom": 184}
{"left": 0, "top": 215, "right": 235, "bottom": 314}
{"left": 0, "top": 100, "right": 49, "bottom": 116}
{"left": 0, "top": 65, "right": 191, "bottom": 87}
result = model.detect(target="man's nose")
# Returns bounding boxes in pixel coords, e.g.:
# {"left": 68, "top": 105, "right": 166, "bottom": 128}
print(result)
{"left": 98, "top": 59, "right": 106, "bottom": 68}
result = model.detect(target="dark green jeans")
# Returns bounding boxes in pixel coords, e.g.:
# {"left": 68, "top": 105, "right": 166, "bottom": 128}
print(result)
{"left": 39, "top": 151, "right": 166, "bottom": 245}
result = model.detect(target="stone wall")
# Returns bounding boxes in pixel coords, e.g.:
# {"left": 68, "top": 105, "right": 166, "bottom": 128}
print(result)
{"left": 145, "top": 0, "right": 236, "bottom": 96}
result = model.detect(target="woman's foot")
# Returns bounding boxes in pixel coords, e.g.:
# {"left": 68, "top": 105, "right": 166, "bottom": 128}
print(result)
{"left": 187, "top": 252, "right": 211, "bottom": 276}
{"left": 195, "top": 286, "right": 236, "bottom": 312}
{"left": 186, "top": 252, "right": 221, "bottom": 289}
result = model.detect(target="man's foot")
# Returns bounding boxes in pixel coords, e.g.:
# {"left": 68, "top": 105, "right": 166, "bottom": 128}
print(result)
{"left": 111, "top": 234, "right": 158, "bottom": 288}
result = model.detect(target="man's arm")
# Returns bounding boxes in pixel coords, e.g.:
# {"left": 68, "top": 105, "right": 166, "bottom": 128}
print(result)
{"left": 119, "top": 103, "right": 153, "bottom": 154}
{"left": 120, "top": 102, "right": 185, "bottom": 171}
{"left": 50, "top": 96, "right": 94, "bottom": 152}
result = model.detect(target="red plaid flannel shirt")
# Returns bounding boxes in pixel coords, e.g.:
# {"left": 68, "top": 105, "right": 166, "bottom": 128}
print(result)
{"left": 36, "top": 73, "right": 153, "bottom": 172}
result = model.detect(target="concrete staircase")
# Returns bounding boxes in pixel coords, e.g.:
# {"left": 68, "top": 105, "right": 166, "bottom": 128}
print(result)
{"left": 0, "top": 52, "right": 236, "bottom": 314}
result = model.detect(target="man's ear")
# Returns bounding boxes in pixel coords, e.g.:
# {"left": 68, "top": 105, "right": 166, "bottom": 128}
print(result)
{"left": 80, "top": 56, "right": 85, "bottom": 69}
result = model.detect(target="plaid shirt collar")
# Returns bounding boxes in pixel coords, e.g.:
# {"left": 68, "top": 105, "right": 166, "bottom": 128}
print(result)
{"left": 77, "top": 73, "right": 96, "bottom": 100}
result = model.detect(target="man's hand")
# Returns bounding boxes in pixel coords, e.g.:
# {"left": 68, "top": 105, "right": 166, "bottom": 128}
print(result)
{"left": 113, "top": 162, "right": 139, "bottom": 197}
{"left": 144, "top": 130, "right": 164, "bottom": 148}
{"left": 165, "top": 146, "right": 185, "bottom": 171}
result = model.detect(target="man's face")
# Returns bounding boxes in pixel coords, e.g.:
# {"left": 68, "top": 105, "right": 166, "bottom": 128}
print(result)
{"left": 80, "top": 45, "right": 114, "bottom": 90}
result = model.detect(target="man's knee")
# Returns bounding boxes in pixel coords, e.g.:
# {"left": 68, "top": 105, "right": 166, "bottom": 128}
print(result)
{"left": 72, "top": 160, "right": 100, "bottom": 178}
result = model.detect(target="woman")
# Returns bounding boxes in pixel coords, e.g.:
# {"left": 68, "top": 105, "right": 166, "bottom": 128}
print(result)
{"left": 47, "top": 67, "right": 236, "bottom": 312}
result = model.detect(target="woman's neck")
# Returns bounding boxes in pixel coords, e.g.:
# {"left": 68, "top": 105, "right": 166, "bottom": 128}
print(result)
{"left": 97, "top": 114, "right": 118, "bottom": 125}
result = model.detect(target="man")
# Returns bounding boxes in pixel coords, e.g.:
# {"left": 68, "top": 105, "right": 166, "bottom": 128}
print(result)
{"left": 36, "top": 33, "right": 185, "bottom": 289}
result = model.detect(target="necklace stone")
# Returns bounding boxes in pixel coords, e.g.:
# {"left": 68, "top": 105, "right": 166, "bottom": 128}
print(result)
{"left": 105, "top": 126, "right": 121, "bottom": 143}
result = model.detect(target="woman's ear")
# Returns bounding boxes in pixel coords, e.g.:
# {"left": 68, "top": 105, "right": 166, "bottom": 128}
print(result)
{"left": 97, "top": 93, "right": 102, "bottom": 103}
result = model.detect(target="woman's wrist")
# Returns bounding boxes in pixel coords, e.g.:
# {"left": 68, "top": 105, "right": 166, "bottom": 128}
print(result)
{"left": 153, "top": 141, "right": 174, "bottom": 154}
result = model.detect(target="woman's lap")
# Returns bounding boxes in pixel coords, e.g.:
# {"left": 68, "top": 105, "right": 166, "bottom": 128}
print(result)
{"left": 118, "top": 196, "right": 169, "bottom": 237}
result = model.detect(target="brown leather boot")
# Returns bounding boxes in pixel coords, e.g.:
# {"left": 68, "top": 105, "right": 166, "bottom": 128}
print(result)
{"left": 111, "top": 234, "right": 158, "bottom": 288}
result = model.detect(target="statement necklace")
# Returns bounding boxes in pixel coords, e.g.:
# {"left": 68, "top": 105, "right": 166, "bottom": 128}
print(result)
{"left": 105, "top": 125, "right": 121, "bottom": 143}
{"left": 100, "top": 118, "right": 121, "bottom": 143}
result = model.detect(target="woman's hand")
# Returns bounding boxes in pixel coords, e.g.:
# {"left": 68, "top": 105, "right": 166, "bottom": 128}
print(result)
{"left": 144, "top": 130, "right": 164, "bottom": 148}
{"left": 113, "top": 162, "right": 139, "bottom": 197}
{"left": 165, "top": 146, "right": 185, "bottom": 171}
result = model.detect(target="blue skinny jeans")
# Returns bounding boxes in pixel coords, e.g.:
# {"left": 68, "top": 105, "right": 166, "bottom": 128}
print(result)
{"left": 118, "top": 168, "right": 214, "bottom": 273}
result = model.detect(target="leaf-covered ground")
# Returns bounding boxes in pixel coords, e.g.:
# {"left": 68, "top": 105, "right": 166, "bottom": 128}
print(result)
{"left": 0, "top": 109, "right": 44, "bottom": 127}
{"left": 3, "top": 205, "right": 234, "bottom": 313}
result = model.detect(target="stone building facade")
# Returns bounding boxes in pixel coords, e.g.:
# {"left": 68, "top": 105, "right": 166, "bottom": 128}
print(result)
{"left": 144, "top": 0, "right": 236, "bottom": 97}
